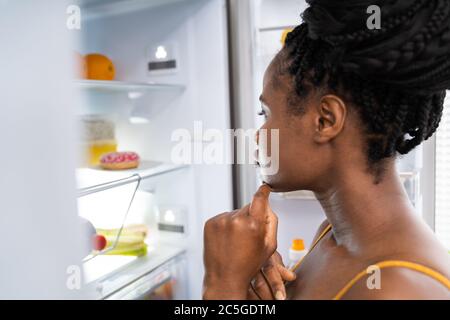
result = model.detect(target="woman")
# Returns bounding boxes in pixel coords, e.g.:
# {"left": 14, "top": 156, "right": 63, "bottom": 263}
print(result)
{"left": 203, "top": 0, "right": 450, "bottom": 299}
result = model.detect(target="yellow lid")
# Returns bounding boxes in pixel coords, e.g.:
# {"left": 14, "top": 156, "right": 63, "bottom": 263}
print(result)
{"left": 292, "top": 239, "right": 305, "bottom": 251}
{"left": 281, "top": 28, "right": 293, "bottom": 45}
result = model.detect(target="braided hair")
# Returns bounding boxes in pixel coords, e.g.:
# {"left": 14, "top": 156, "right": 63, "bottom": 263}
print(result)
{"left": 283, "top": 0, "right": 450, "bottom": 179}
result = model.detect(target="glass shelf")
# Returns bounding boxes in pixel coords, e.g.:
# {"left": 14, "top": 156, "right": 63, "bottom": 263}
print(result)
{"left": 77, "top": 160, "right": 189, "bottom": 196}
{"left": 75, "top": 80, "right": 185, "bottom": 94}
{"left": 83, "top": 242, "right": 186, "bottom": 299}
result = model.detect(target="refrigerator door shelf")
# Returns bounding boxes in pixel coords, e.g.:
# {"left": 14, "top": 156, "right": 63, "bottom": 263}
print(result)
{"left": 83, "top": 242, "right": 186, "bottom": 299}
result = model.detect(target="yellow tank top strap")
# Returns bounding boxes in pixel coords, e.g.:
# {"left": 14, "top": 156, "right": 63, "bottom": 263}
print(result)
{"left": 290, "top": 223, "right": 332, "bottom": 272}
{"left": 333, "top": 260, "right": 450, "bottom": 300}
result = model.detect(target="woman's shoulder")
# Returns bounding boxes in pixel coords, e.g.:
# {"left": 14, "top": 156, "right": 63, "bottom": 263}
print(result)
{"left": 338, "top": 223, "right": 450, "bottom": 299}
{"left": 337, "top": 262, "right": 450, "bottom": 300}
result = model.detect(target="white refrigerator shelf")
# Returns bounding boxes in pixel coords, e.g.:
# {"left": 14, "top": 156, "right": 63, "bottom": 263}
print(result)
{"left": 77, "top": 161, "right": 189, "bottom": 197}
{"left": 75, "top": 79, "right": 185, "bottom": 94}
{"left": 83, "top": 243, "right": 186, "bottom": 299}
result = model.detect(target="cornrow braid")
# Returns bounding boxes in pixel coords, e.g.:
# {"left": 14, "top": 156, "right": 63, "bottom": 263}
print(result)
{"left": 283, "top": 0, "right": 450, "bottom": 180}
{"left": 320, "top": 0, "right": 428, "bottom": 46}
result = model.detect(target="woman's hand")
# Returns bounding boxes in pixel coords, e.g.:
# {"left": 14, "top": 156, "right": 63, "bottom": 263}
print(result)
{"left": 203, "top": 185, "right": 278, "bottom": 300}
{"left": 248, "top": 252, "right": 297, "bottom": 300}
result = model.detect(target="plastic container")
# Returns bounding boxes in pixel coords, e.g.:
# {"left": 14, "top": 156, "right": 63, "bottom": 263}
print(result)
{"left": 79, "top": 115, "right": 118, "bottom": 166}
{"left": 288, "top": 238, "right": 307, "bottom": 270}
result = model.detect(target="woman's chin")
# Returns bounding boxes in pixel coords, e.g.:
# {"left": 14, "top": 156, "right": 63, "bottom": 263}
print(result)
{"left": 261, "top": 175, "right": 309, "bottom": 193}
{"left": 261, "top": 176, "right": 291, "bottom": 193}
{"left": 270, "top": 186, "right": 300, "bottom": 193}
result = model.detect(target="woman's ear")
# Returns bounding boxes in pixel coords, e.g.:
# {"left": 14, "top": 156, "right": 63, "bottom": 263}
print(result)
{"left": 313, "top": 94, "right": 347, "bottom": 143}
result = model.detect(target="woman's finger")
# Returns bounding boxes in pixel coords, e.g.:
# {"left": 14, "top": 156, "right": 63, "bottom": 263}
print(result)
{"left": 277, "top": 264, "right": 297, "bottom": 282}
{"left": 251, "top": 270, "right": 275, "bottom": 300}
{"left": 231, "top": 205, "right": 249, "bottom": 218}
{"left": 249, "top": 184, "right": 271, "bottom": 220}
{"left": 249, "top": 185, "right": 278, "bottom": 252}
{"left": 247, "top": 285, "right": 261, "bottom": 300}
{"left": 261, "top": 264, "right": 287, "bottom": 300}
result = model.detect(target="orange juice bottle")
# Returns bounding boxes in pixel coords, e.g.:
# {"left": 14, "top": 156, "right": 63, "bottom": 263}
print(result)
{"left": 80, "top": 115, "right": 117, "bottom": 167}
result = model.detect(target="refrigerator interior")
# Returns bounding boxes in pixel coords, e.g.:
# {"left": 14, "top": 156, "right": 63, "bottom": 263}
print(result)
{"left": 75, "top": 0, "right": 232, "bottom": 299}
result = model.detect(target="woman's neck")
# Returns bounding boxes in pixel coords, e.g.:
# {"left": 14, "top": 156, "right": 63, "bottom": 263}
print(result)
{"left": 314, "top": 161, "right": 414, "bottom": 249}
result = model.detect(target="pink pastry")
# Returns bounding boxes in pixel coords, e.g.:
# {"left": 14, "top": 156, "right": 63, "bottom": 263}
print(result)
{"left": 100, "top": 151, "right": 140, "bottom": 170}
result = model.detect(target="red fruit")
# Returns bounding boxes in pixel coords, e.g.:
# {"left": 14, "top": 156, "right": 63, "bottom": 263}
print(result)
{"left": 92, "top": 234, "right": 107, "bottom": 251}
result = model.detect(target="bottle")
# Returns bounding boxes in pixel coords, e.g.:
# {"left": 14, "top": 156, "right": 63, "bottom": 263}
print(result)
{"left": 288, "top": 239, "right": 307, "bottom": 270}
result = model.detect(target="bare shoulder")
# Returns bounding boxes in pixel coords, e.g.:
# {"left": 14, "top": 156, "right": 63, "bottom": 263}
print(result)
{"left": 340, "top": 265, "right": 450, "bottom": 300}
{"left": 340, "top": 221, "right": 450, "bottom": 300}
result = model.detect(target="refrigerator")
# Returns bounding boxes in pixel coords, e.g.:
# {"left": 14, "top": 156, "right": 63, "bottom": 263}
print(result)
{"left": 1, "top": 0, "right": 233, "bottom": 300}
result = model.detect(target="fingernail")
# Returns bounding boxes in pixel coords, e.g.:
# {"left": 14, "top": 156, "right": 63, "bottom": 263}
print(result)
{"left": 275, "top": 291, "right": 285, "bottom": 300}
